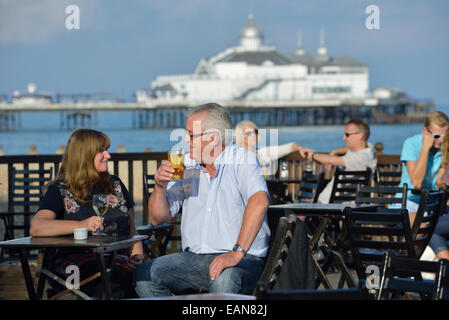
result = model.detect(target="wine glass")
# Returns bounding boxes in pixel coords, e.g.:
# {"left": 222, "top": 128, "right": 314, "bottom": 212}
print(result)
{"left": 92, "top": 194, "right": 109, "bottom": 235}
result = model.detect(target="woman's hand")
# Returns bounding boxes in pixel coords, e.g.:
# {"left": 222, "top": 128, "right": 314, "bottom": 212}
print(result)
{"left": 124, "top": 254, "right": 144, "bottom": 272}
{"left": 84, "top": 216, "right": 104, "bottom": 233}
{"left": 422, "top": 131, "right": 435, "bottom": 151}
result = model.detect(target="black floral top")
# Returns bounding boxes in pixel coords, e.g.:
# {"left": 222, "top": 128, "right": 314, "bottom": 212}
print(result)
{"left": 39, "top": 175, "right": 134, "bottom": 236}
{"left": 38, "top": 175, "right": 135, "bottom": 275}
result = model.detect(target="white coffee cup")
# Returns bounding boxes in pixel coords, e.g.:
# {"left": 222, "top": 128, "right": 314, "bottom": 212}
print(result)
{"left": 73, "top": 228, "right": 88, "bottom": 240}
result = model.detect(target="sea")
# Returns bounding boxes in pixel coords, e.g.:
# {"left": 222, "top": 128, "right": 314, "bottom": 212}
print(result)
{"left": 1, "top": 105, "right": 449, "bottom": 156}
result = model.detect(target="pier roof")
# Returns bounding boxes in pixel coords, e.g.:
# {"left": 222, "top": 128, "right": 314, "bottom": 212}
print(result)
{"left": 215, "top": 50, "right": 291, "bottom": 66}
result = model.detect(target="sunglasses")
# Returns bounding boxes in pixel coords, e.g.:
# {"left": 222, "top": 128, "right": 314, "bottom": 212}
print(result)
{"left": 244, "top": 129, "right": 258, "bottom": 136}
{"left": 344, "top": 132, "right": 360, "bottom": 138}
{"left": 427, "top": 128, "right": 445, "bottom": 140}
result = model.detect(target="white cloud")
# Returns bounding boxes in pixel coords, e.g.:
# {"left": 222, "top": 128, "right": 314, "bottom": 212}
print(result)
{"left": 0, "top": 0, "right": 101, "bottom": 45}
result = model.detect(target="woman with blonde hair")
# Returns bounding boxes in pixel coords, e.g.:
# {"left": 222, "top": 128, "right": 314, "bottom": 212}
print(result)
{"left": 30, "top": 128, "right": 143, "bottom": 298}
{"left": 429, "top": 129, "right": 449, "bottom": 261}
{"left": 437, "top": 132, "right": 449, "bottom": 189}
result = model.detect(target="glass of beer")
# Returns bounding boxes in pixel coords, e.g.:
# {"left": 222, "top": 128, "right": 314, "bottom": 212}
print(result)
{"left": 168, "top": 148, "right": 185, "bottom": 180}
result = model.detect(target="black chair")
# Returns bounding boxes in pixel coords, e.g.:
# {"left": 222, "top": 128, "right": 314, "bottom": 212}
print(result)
{"left": 266, "top": 181, "right": 290, "bottom": 205}
{"left": 2, "top": 167, "right": 53, "bottom": 241}
{"left": 411, "top": 190, "right": 446, "bottom": 258}
{"left": 326, "top": 167, "right": 372, "bottom": 246}
{"left": 376, "top": 167, "right": 402, "bottom": 187}
{"left": 138, "top": 174, "right": 176, "bottom": 259}
{"left": 377, "top": 251, "right": 449, "bottom": 300}
{"left": 347, "top": 190, "right": 446, "bottom": 291}
{"left": 295, "top": 171, "right": 325, "bottom": 203}
{"left": 329, "top": 167, "right": 372, "bottom": 204}
{"left": 318, "top": 168, "right": 372, "bottom": 276}
{"left": 355, "top": 183, "right": 407, "bottom": 211}
{"left": 375, "top": 154, "right": 402, "bottom": 187}
{"left": 254, "top": 214, "right": 298, "bottom": 292}
{"left": 345, "top": 207, "right": 417, "bottom": 288}
{"left": 255, "top": 282, "right": 368, "bottom": 300}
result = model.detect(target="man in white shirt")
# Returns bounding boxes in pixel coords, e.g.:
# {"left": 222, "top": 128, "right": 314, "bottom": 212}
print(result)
{"left": 306, "top": 119, "right": 377, "bottom": 203}
{"left": 133, "top": 103, "right": 270, "bottom": 297}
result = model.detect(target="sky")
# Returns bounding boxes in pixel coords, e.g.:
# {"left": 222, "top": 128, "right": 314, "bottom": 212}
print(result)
{"left": 0, "top": 0, "right": 448, "bottom": 105}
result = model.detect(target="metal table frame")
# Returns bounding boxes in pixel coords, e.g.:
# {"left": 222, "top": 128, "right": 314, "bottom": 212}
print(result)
{"left": 268, "top": 203, "right": 379, "bottom": 289}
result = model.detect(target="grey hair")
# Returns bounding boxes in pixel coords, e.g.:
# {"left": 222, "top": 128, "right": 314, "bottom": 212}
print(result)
{"left": 187, "top": 103, "right": 233, "bottom": 145}
{"left": 234, "top": 120, "right": 258, "bottom": 146}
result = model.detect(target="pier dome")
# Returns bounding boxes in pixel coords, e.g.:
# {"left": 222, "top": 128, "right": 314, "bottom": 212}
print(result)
{"left": 240, "top": 14, "right": 264, "bottom": 50}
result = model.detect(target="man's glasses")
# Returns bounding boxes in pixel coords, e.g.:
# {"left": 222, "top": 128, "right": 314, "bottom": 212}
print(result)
{"left": 344, "top": 132, "right": 360, "bottom": 138}
{"left": 243, "top": 129, "right": 258, "bottom": 137}
{"left": 186, "top": 130, "right": 214, "bottom": 140}
{"left": 427, "top": 128, "right": 445, "bottom": 140}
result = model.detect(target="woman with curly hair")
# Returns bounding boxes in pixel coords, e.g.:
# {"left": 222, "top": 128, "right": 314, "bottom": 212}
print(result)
{"left": 30, "top": 128, "right": 143, "bottom": 298}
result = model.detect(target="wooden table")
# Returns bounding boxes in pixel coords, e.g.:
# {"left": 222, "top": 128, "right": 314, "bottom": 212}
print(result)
{"left": 0, "top": 234, "right": 147, "bottom": 300}
{"left": 268, "top": 203, "right": 379, "bottom": 248}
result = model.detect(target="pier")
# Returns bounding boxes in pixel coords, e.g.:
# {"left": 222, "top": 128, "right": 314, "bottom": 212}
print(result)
{"left": 0, "top": 98, "right": 434, "bottom": 131}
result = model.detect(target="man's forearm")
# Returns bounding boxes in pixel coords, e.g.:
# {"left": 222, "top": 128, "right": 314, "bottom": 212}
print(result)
{"left": 148, "top": 185, "right": 172, "bottom": 225}
{"left": 330, "top": 147, "right": 348, "bottom": 156}
{"left": 312, "top": 152, "right": 345, "bottom": 167}
{"left": 235, "top": 191, "right": 269, "bottom": 252}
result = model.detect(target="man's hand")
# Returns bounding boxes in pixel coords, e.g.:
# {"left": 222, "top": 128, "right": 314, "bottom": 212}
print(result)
{"left": 295, "top": 144, "right": 314, "bottom": 159}
{"left": 155, "top": 160, "right": 175, "bottom": 189}
{"left": 209, "top": 251, "right": 244, "bottom": 280}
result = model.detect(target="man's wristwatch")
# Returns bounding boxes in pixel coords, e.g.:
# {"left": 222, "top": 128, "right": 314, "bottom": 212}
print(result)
{"left": 232, "top": 244, "right": 248, "bottom": 256}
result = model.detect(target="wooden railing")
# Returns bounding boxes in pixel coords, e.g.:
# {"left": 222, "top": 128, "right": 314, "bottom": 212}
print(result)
{"left": 0, "top": 152, "right": 167, "bottom": 230}
{"left": 0, "top": 148, "right": 402, "bottom": 238}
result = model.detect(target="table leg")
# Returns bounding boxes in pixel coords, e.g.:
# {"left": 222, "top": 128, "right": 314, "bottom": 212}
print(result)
{"left": 36, "top": 249, "right": 50, "bottom": 299}
{"left": 19, "top": 248, "right": 36, "bottom": 300}
{"left": 309, "top": 217, "right": 330, "bottom": 251}
{"left": 311, "top": 255, "right": 332, "bottom": 289}
{"left": 96, "top": 252, "right": 112, "bottom": 300}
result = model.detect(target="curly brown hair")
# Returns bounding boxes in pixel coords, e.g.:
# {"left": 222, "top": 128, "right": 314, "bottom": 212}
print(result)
{"left": 441, "top": 132, "right": 449, "bottom": 171}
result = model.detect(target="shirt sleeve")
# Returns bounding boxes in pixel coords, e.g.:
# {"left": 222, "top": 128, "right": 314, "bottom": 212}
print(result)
{"left": 38, "top": 184, "right": 64, "bottom": 219}
{"left": 235, "top": 150, "right": 269, "bottom": 203}
{"left": 342, "top": 148, "right": 376, "bottom": 171}
{"left": 258, "top": 143, "right": 294, "bottom": 164}
{"left": 401, "top": 137, "right": 420, "bottom": 162}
